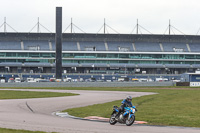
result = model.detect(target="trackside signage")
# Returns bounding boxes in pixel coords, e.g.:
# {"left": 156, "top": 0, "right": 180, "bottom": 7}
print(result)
{"left": 190, "top": 82, "right": 200, "bottom": 87}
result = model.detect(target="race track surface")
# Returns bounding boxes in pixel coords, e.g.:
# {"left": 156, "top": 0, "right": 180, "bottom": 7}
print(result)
{"left": 0, "top": 89, "right": 199, "bottom": 133}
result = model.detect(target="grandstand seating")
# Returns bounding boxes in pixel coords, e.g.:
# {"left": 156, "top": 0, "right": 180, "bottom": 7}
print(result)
{"left": 0, "top": 62, "right": 22, "bottom": 67}
{"left": 125, "top": 64, "right": 136, "bottom": 68}
{"left": 107, "top": 42, "right": 133, "bottom": 51}
{"left": 134, "top": 42, "right": 161, "bottom": 52}
{"left": 23, "top": 40, "right": 49, "bottom": 51}
{"left": 162, "top": 43, "right": 188, "bottom": 52}
{"left": 62, "top": 41, "right": 78, "bottom": 51}
{"left": 23, "top": 62, "right": 51, "bottom": 67}
{"left": 0, "top": 41, "right": 21, "bottom": 50}
{"left": 79, "top": 41, "right": 106, "bottom": 51}
{"left": 1, "top": 32, "right": 200, "bottom": 75}
{"left": 80, "top": 63, "right": 107, "bottom": 67}
{"left": 192, "top": 64, "right": 200, "bottom": 68}
{"left": 188, "top": 43, "right": 200, "bottom": 52}
{"left": 109, "top": 63, "right": 134, "bottom": 67}
{"left": 137, "top": 64, "right": 163, "bottom": 68}
{"left": 165, "top": 64, "right": 191, "bottom": 68}
{"left": 52, "top": 41, "right": 78, "bottom": 51}
{"left": 62, "top": 63, "right": 79, "bottom": 67}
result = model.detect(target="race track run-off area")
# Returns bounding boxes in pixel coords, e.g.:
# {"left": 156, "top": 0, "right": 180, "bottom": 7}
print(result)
{"left": 0, "top": 89, "right": 200, "bottom": 133}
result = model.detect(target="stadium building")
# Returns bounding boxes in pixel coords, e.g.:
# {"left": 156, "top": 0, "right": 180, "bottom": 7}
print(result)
{"left": 0, "top": 32, "right": 200, "bottom": 78}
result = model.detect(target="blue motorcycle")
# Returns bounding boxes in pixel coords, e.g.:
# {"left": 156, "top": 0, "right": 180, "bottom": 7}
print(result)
{"left": 109, "top": 106, "right": 137, "bottom": 126}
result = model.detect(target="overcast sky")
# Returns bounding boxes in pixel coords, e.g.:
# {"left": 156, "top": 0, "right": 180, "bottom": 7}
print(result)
{"left": 0, "top": 0, "right": 200, "bottom": 35}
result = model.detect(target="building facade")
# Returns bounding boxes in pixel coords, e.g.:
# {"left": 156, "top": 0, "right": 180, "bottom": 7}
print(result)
{"left": 1, "top": 33, "right": 200, "bottom": 75}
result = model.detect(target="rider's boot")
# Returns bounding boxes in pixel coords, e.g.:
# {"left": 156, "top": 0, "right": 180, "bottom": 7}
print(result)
{"left": 115, "top": 111, "right": 121, "bottom": 120}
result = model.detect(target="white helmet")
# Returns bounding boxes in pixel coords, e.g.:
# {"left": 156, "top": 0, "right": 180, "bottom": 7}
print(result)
{"left": 126, "top": 96, "right": 132, "bottom": 101}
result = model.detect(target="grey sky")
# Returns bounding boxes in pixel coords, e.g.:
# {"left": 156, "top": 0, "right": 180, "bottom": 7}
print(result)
{"left": 0, "top": 0, "right": 200, "bottom": 35}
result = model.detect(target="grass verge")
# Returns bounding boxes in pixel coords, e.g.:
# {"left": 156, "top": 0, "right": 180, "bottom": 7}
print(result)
{"left": 0, "top": 90, "right": 78, "bottom": 99}
{"left": 62, "top": 88, "right": 200, "bottom": 127}
{"left": 0, "top": 128, "right": 57, "bottom": 133}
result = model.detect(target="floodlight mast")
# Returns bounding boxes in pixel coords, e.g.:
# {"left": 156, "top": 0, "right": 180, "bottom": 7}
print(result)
{"left": 55, "top": 7, "right": 62, "bottom": 79}
{"left": 169, "top": 19, "right": 171, "bottom": 35}
{"left": 104, "top": 18, "right": 106, "bottom": 34}
{"left": 136, "top": 19, "right": 138, "bottom": 34}
{"left": 37, "top": 17, "right": 40, "bottom": 33}
{"left": 71, "top": 18, "right": 73, "bottom": 33}
{"left": 4, "top": 17, "right": 6, "bottom": 33}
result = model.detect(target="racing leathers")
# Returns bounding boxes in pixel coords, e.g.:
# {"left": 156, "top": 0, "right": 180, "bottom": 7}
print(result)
{"left": 116, "top": 99, "right": 132, "bottom": 117}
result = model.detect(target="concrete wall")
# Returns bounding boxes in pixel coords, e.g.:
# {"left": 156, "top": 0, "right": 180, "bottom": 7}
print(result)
{"left": 0, "top": 81, "right": 175, "bottom": 88}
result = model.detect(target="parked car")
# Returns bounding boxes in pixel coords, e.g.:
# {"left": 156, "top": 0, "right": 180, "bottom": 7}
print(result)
{"left": 63, "top": 78, "right": 72, "bottom": 82}
{"left": 27, "top": 78, "right": 36, "bottom": 82}
{"left": 0, "top": 79, "right": 6, "bottom": 83}
{"left": 38, "top": 79, "right": 50, "bottom": 82}
{"left": 49, "top": 78, "right": 56, "bottom": 82}
{"left": 8, "top": 78, "right": 15, "bottom": 83}
{"left": 15, "top": 78, "right": 21, "bottom": 83}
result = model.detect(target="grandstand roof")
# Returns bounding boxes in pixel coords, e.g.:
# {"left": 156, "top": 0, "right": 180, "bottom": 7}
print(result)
{"left": 1, "top": 33, "right": 200, "bottom": 43}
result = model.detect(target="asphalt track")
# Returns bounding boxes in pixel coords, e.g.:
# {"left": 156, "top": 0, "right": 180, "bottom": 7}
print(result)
{"left": 0, "top": 89, "right": 200, "bottom": 133}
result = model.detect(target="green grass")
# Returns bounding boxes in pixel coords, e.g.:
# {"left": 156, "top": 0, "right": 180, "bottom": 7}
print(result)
{"left": 0, "top": 128, "right": 56, "bottom": 133}
{"left": 0, "top": 90, "right": 78, "bottom": 99}
{"left": 62, "top": 88, "right": 200, "bottom": 127}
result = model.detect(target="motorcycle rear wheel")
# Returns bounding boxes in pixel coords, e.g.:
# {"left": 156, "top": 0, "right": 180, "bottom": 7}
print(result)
{"left": 125, "top": 115, "right": 135, "bottom": 126}
{"left": 109, "top": 114, "right": 117, "bottom": 125}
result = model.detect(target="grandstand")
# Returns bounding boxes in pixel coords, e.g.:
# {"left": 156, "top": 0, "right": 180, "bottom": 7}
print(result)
{"left": 0, "top": 33, "right": 200, "bottom": 78}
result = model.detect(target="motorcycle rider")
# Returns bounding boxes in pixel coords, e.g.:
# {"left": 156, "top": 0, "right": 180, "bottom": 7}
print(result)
{"left": 116, "top": 96, "right": 133, "bottom": 118}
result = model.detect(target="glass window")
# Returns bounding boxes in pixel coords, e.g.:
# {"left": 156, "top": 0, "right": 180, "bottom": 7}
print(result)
{"left": 0, "top": 52, "right": 5, "bottom": 57}
{"left": 29, "top": 53, "right": 40, "bottom": 57}
{"left": 63, "top": 53, "right": 74, "bottom": 58}
{"left": 107, "top": 54, "right": 118, "bottom": 58}
{"left": 48, "top": 59, "right": 55, "bottom": 63}
{"left": 5, "top": 59, "right": 16, "bottom": 62}
{"left": 85, "top": 53, "right": 96, "bottom": 58}
{"left": 62, "top": 60, "right": 73, "bottom": 63}
{"left": 141, "top": 54, "right": 153, "bottom": 59}
{"left": 196, "top": 55, "right": 200, "bottom": 59}
{"left": 6, "top": 53, "right": 16, "bottom": 57}
{"left": 129, "top": 60, "right": 140, "bottom": 64}
{"left": 119, "top": 60, "right": 128, "bottom": 63}
{"left": 119, "top": 54, "right": 129, "bottom": 58}
{"left": 17, "top": 53, "right": 28, "bottom": 57}
{"left": 41, "top": 53, "right": 52, "bottom": 57}
{"left": 74, "top": 53, "right": 84, "bottom": 58}
{"left": 97, "top": 53, "right": 107, "bottom": 58}
{"left": 130, "top": 54, "right": 140, "bottom": 59}
{"left": 109, "top": 60, "right": 118, "bottom": 63}
{"left": 96, "top": 60, "right": 107, "bottom": 63}
{"left": 140, "top": 61, "right": 155, "bottom": 64}
{"left": 163, "top": 54, "right": 180, "bottom": 59}
{"left": 185, "top": 61, "right": 194, "bottom": 64}
{"left": 195, "top": 61, "right": 200, "bottom": 64}
{"left": 84, "top": 60, "right": 95, "bottom": 63}
{"left": 185, "top": 55, "right": 195, "bottom": 59}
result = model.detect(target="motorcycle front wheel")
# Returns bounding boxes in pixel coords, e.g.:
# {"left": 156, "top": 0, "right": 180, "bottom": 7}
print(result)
{"left": 125, "top": 115, "right": 135, "bottom": 126}
{"left": 109, "top": 114, "right": 117, "bottom": 125}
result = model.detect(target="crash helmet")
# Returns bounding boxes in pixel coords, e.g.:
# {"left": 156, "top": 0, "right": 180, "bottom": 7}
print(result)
{"left": 126, "top": 96, "right": 132, "bottom": 102}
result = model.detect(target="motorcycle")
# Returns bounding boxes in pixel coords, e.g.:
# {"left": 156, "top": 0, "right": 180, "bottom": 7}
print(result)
{"left": 109, "top": 105, "right": 137, "bottom": 126}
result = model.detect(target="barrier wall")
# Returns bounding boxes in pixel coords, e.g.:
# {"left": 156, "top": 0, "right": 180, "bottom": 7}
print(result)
{"left": 0, "top": 81, "right": 175, "bottom": 88}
